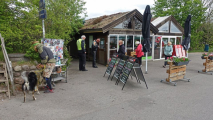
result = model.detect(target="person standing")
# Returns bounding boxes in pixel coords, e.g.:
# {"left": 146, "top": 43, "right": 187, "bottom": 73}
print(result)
{"left": 163, "top": 41, "right": 173, "bottom": 68}
{"left": 77, "top": 35, "right": 87, "bottom": 71}
{"left": 135, "top": 41, "right": 144, "bottom": 66}
{"left": 118, "top": 40, "right": 125, "bottom": 59}
{"left": 92, "top": 38, "right": 100, "bottom": 68}
{"left": 33, "top": 41, "right": 56, "bottom": 93}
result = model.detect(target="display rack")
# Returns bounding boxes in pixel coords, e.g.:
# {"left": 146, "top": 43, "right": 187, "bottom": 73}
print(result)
{"left": 51, "top": 64, "right": 68, "bottom": 86}
{"left": 161, "top": 61, "right": 190, "bottom": 86}
{"left": 198, "top": 56, "right": 213, "bottom": 75}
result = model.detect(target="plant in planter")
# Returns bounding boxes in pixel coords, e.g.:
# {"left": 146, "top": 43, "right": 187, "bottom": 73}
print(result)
{"left": 208, "top": 53, "right": 213, "bottom": 60}
{"left": 201, "top": 53, "right": 209, "bottom": 59}
{"left": 173, "top": 57, "right": 190, "bottom": 66}
{"left": 164, "top": 56, "right": 173, "bottom": 65}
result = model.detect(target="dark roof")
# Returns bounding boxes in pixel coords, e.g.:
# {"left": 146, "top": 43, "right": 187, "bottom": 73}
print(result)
{"left": 81, "top": 9, "right": 159, "bottom": 34}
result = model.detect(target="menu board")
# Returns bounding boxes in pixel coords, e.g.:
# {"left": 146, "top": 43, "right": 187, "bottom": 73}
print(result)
{"left": 41, "top": 39, "right": 64, "bottom": 59}
{"left": 106, "top": 58, "right": 117, "bottom": 75}
{"left": 113, "top": 59, "right": 126, "bottom": 79}
{"left": 119, "top": 62, "right": 134, "bottom": 83}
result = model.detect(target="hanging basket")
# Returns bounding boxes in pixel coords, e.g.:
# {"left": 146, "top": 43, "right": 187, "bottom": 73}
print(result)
{"left": 173, "top": 61, "right": 190, "bottom": 66}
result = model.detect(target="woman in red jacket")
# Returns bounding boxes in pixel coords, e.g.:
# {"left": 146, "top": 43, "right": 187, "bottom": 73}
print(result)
{"left": 135, "top": 41, "right": 144, "bottom": 66}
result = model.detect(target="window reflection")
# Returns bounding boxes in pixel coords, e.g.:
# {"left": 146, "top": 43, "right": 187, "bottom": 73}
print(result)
{"left": 110, "top": 36, "right": 117, "bottom": 49}
{"left": 127, "top": 36, "right": 133, "bottom": 49}
{"left": 176, "top": 37, "right": 182, "bottom": 45}
{"left": 100, "top": 38, "right": 105, "bottom": 49}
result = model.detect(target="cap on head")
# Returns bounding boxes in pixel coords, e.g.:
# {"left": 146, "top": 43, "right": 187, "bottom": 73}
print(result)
{"left": 135, "top": 41, "right": 140, "bottom": 45}
{"left": 32, "top": 41, "right": 40, "bottom": 47}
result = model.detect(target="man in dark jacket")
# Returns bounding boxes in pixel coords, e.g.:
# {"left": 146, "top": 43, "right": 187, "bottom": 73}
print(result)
{"left": 92, "top": 38, "right": 100, "bottom": 68}
{"left": 118, "top": 40, "right": 125, "bottom": 59}
{"left": 33, "top": 41, "right": 56, "bottom": 93}
{"left": 76, "top": 35, "right": 87, "bottom": 71}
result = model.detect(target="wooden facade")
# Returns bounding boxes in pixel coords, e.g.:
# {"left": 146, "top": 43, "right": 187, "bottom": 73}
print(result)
{"left": 69, "top": 9, "right": 184, "bottom": 65}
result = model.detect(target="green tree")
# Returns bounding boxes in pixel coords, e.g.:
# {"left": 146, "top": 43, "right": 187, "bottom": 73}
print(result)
{"left": 0, "top": 0, "right": 87, "bottom": 65}
{"left": 152, "top": 0, "right": 207, "bottom": 50}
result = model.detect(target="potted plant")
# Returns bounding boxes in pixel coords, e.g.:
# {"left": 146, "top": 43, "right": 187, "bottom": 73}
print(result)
{"left": 173, "top": 57, "right": 190, "bottom": 66}
{"left": 165, "top": 56, "right": 190, "bottom": 66}
{"left": 201, "top": 53, "right": 209, "bottom": 59}
{"left": 208, "top": 53, "right": 213, "bottom": 60}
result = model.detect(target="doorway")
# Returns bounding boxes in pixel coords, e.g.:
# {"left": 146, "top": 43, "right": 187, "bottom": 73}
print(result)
{"left": 160, "top": 36, "right": 176, "bottom": 59}
{"left": 97, "top": 36, "right": 107, "bottom": 65}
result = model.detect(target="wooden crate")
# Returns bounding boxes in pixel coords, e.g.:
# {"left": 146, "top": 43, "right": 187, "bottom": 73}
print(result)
{"left": 166, "top": 61, "right": 186, "bottom": 82}
{"left": 202, "top": 56, "right": 213, "bottom": 72}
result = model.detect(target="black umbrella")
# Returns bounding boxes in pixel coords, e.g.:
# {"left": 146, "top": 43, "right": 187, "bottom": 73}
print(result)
{"left": 182, "top": 15, "right": 191, "bottom": 50}
{"left": 142, "top": 5, "right": 152, "bottom": 52}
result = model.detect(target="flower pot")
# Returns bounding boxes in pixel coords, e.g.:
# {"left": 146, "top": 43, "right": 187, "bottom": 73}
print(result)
{"left": 173, "top": 61, "right": 190, "bottom": 66}
{"left": 209, "top": 57, "right": 213, "bottom": 60}
{"left": 201, "top": 56, "right": 206, "bottom": 59}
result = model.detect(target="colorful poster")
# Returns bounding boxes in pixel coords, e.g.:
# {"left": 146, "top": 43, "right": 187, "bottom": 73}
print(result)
{"left": 41, "top": 38, "right": 64, "bottom": 59}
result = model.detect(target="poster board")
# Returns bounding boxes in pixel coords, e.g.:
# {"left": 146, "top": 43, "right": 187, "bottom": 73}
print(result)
{"left": 173, "top": 45, "right": 186, "bottom": 58}
{"left": 41, "top": 39, "right": 64, "bottom": 59}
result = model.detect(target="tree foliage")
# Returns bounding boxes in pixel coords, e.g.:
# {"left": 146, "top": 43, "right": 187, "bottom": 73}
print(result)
{"left": 0, "top": 0, "right": 87, "bottom": 65}
{"left": 152, "top": 0, "right": 207, "bottom": 50}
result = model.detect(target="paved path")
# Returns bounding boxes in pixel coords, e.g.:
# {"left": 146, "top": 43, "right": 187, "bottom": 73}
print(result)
{"left": 0, "top": 53, "right": 213, "bottom": 120}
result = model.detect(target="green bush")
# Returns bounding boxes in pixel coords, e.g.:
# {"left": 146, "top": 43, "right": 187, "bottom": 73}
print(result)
{"left": 24, "top": 47, "right": 40, "bottom": 62}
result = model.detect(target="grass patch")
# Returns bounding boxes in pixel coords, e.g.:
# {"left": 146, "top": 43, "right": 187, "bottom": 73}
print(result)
{"left": 189, "top": 48, "right": 213, "bottom": 53}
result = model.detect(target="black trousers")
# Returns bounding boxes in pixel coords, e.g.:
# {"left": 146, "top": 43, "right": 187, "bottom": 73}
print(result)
{"left": 137, "top": 57, "right": 142, "bottom": 66}
{"left": 79, "top": 53, "right": 86, "bottom": 70}
{"left": 164, "top": 55, "right": 172, "bottom": 66}
{"left": 92, "top": 51, "right": 97, "bottom": 67}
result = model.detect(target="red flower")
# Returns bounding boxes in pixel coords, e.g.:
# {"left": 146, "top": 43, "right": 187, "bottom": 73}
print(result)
{"left": 167, "top": 57, "right": 169, "bottom": 59}
{"left": 183, "top": 58, "right": 185, "bottom": 61}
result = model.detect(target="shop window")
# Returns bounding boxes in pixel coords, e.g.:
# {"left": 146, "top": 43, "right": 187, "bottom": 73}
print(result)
{"left": 176, "top": 37, "right": 182, "bottom": 45}
{"left": 109, "top": 36, "right": 117, "bottom": 49}
{"left": 100, "top": 38, "right": 105, "bottom": 49}
{"left": 134, "top": 17, "right": 142, "bottom": 30}
{"left": 170, "top": 21, "right": 181, "bottom": 33}
{"left": 114, "top": 18, "right": 132, "bottom": 29}
{"left": 119, "top": 36, "right": 126, "bottom": 45}
{"left": 127, "top": 36, "right": 133, "bottom": 49}
{"left": 114, "top": 23, "right": 123, "bottom": 29}
{"left": 159, "top": 21, "right": 169, "bottom": 32}
{"left": 89, "top": 35, "right": 93, "bottom": 48}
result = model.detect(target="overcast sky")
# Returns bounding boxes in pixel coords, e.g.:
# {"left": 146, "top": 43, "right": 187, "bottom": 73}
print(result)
{"left": 83, "top": 0, "right": 155, "bottom": 19}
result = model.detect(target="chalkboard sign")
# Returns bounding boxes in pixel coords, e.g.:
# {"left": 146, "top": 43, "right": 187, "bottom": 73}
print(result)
{"left": 111, "top": 59, "right": 126, "bottom": 80}
{"left": 119, "top": 62, "right": 134, "bottom": 84}
{"left": 106, "top": 58, "right": 116, "bottom": 75}
{"left": 103, "top": 57, "right": 117, "bottom": 80}
{"left": 130, "top": 63, "right": 148, "bottom": 89}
